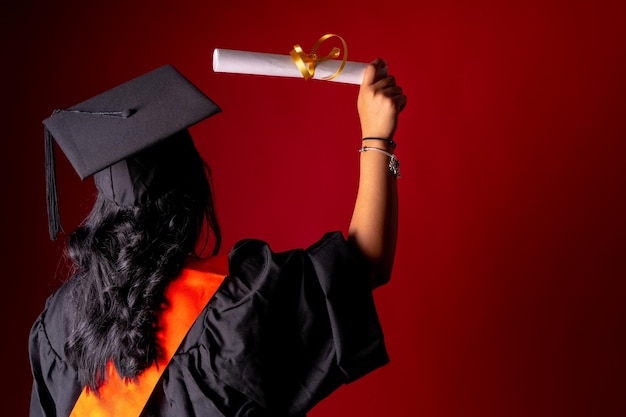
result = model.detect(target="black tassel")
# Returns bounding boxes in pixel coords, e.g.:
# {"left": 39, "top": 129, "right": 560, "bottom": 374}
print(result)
{"left": 45, "top": 127, "right": 61, "bottom": 239}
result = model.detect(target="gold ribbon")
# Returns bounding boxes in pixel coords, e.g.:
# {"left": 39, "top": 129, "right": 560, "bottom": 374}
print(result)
{"left": 289, "top": 34, "right": 348, "bottom": 81}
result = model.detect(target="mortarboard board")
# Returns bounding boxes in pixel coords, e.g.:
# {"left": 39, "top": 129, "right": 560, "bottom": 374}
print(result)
{"left": 43, "top": 64, "right": 221, "bottom": 239}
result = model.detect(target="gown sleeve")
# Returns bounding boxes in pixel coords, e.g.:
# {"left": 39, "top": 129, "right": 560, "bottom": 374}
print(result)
{"left": 201, "top": 231, "right": 389, "bottom": 416}
{"left": 28, "top": 284, "right": 83, "bottom": 417}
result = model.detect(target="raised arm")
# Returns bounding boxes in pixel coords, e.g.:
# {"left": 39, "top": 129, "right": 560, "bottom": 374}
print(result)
{"left": 348, "top": 58, "right": 407, "bottom": 288}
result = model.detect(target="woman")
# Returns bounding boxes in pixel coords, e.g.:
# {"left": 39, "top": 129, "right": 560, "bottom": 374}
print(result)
{"left": 30, "top": 58, "right": 406, "bottom": 417}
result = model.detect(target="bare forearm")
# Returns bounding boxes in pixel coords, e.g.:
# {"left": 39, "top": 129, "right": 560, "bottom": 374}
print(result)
{"left": 349, "top": 140, "right": 398, "bottom": 287}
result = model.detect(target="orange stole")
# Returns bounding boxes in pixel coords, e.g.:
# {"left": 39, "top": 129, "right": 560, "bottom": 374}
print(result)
{"left": 70, "top": 255, "right": 229, "bottom": 417}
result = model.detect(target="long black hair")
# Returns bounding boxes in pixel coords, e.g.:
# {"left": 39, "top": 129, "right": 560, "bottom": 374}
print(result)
{"left": 63, "top": 134, "right": 221, "bottom": 392}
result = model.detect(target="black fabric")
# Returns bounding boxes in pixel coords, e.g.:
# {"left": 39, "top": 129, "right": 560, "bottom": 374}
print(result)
{"left": 42, "top": 64, "right": 221, "bottom": 181}
{"left": 93, "top": 130, "right": 205, "bottom": 206}
{"left": 29, "top": 232, "right": 389, "bottom": 417}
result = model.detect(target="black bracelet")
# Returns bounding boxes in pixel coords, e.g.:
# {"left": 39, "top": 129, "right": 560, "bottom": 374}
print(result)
{"left": 362, "top": 137, "right": 397, "bottom": 148}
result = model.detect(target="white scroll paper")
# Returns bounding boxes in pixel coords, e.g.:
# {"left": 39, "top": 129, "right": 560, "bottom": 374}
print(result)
{"left": 212, "top": 48, "right": 367, "bottom": 85}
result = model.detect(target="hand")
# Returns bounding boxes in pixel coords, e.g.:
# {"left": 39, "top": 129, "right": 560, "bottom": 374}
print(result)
{"left": 357, "top": 58, "right": 407, "bottom": 140}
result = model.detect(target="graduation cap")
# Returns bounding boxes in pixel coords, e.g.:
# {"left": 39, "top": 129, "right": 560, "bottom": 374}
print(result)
{"left": 43, "top": 64, "right": 221, "bottom": 239}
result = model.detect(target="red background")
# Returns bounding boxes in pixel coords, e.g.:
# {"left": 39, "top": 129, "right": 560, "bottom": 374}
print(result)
{"left": 3, "top": 0, "right": 625, "bottom": 416}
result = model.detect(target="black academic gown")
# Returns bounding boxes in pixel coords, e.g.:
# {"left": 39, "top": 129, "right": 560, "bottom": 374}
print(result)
{"left": 29, "top": 232, "right": 389, "bottom": 417}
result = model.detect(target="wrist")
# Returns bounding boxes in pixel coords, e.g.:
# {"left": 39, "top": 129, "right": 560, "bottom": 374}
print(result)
{"left": 361, "top": 137, "right": 397, "bottom": 152}
{"left": 358, "top": 145, "right": 401, "bottom": 178}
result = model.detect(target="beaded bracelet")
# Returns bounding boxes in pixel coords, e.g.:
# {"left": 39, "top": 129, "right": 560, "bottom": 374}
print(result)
{"left": 359, "top": 146, "right": 401, "bottom": 178}
{"left": 362, "top": 137, "right": 397, "bottom": 149}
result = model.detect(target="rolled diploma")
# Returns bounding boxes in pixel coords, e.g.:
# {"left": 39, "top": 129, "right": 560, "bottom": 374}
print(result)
{"left": 213, "top": 48, "right": 367, "bottom": 85}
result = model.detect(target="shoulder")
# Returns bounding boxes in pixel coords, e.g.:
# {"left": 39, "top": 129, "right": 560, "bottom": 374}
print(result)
{"left": 230, "top": 231, "right": 346, "bottom": 257}
{"left": 29, "top": 280, "right": 76, "bottom": 361}
{"left": 228, "top": 231, "right": 349, "bottom": 275}
{"left": 183, "top": 231, "right": 352, "bottom": 344}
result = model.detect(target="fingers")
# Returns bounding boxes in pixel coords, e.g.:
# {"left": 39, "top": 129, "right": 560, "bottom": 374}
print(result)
{"left": 362, "top": 58, "right": 388, "bottom": 86}
{"left": 374, "top": 76, "right": 407, "bottom": 113}
{"left": 364, "top": 60, "right": 405, "bottom": 106}
{"left": 394, "top": 93, "right": 407, "bottom": 113}
{"left": 374, "top": 74, "right": 396, "bottom": 89}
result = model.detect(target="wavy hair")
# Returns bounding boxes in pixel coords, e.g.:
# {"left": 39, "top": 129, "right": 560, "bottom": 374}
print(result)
{"left": 63, "top": 142, "right": 220, "bottom": 393}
